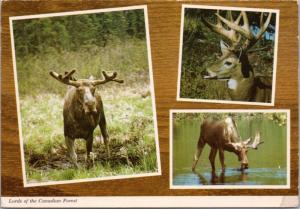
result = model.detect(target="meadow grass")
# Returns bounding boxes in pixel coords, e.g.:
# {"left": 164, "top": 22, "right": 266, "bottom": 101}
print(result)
{"left": 17, "top": 39, "right": 158, "bottom": 183}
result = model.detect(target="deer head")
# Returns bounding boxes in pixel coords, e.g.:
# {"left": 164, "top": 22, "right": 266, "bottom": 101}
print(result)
{"left": 50, "top": 69, "right": 123, "bottom": 113}
{"left": 229, "top": 132, "right": 264, "bottom": 170}
{"left": 202, "top": 11, "right": 272, "bottom": 101}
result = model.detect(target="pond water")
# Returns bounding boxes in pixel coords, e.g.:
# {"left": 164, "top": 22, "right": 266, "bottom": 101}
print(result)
{"left": 172, "top": 118, "right": 287, "bottom": 186}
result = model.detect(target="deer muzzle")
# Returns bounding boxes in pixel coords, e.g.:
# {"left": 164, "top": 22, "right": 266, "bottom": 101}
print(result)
{"left": 203, "top": 70, "right": 217, "bottom": 79}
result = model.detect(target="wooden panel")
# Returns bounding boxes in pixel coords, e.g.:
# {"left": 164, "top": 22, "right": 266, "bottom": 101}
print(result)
{"left": 1, "top": 0, "right": 298, "bottom": 196}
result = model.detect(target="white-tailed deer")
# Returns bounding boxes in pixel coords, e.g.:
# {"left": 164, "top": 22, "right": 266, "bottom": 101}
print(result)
{"left": 50, "top": 70, "right": 123, "bottom": 168}
{"left": 192, "top": 117, "right": 264, "bottom": 179}
{"left": 202, "top": 11, "right": 273, "bottom": 102}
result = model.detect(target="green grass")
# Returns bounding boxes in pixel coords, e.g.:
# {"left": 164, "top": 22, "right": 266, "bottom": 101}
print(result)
{"left": 17, "top": 39, "right": 158, "bottom": 183}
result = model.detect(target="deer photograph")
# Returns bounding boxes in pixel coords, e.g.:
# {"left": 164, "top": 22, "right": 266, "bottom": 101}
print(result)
{"left": 11, "top": 6, "right": 160, "bottom": 186}
{"left": 178, "top": 6, "right": 279, "bottom": 104}
{"left": 171, "top": 110, "right": 289, "bottom": 187}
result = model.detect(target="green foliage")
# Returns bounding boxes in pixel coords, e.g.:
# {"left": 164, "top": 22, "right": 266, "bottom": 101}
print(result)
{"left": 13, "top": 10, "right": 145, "bottom": 57}
{"left": 180, "top": 9, "right": 276, "bottom": 100}
{"left": 173, "top": 112, "right": 287, "bottom": 126}
{"left": 265, "top": 113, "right": 287, "bottom": 126}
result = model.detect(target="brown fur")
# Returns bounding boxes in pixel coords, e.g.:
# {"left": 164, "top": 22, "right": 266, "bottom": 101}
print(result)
{"left": 192, "top": 117, "right": 251, "bottom": 178}
{"left": 50, "top": 70, "right": 123, "bottom": 168}
{"left": 62, "top": 83, "right": 109, "bottom": 168}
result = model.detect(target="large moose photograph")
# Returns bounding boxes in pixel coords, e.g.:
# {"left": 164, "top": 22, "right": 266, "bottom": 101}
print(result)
{"left": 170, "top": 110, "right": 289, "bottom": 188}
{"left": 10, "top": 6, "right": 160, "bottom": 186}
{"left": 177, "top": 5, "right": 279, "bottom": 105}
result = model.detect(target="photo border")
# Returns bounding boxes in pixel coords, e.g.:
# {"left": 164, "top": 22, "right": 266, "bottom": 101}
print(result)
{"left": 176, "top": 4, "right": 280, "bottom": 106}
{"left": 169, "top": 109, "right": 290, "bottom": 189}
{"left": 9, "top": 5, "right": 162, "bottom": 187}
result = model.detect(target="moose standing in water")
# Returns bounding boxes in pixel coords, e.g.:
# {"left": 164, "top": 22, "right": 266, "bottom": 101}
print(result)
{"left": 202, "top": 10, "right": 274, "bottom": 102}
{"left": 50, "top": 70, "right": 123, "bottom": 168}
{"left": 192, "top": 117, "right": 263, "bottom": 180}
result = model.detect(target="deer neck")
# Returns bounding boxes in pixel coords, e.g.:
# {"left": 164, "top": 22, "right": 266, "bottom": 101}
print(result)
{"left": 228, "top": 54, "right": 255, "bottom": 101}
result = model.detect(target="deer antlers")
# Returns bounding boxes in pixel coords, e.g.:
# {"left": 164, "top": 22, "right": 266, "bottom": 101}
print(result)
{"left": 203, "top": 10, "right": 272, "bottom": 51}
{"left": 49, "top": 70, "right": 124, "bottom": 87}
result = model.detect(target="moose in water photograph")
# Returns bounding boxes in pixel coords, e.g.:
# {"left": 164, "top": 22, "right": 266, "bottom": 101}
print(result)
{"left": 10, "top": 6, "right": 160, "bottom": 186}
{"left": 170, "top": 110, "right": 289, "bottom": 188}
{"left": 177, "top": 6, "right": 279, "bottom": 105}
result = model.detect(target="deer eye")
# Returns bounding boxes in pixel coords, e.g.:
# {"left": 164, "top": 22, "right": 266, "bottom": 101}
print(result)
{"left": 224, "top": 61, "right": 232, "bottom": 66}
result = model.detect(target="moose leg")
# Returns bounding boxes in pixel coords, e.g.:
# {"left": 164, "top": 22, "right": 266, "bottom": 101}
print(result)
{"left": 219, "top": 148, "right": 226, "bottom": 173}
{"left": 65, "top": 136, "right": 78, "bottom": 168}
{"left": 192, "top": 140, "right": 205, "bottom": 171}
{"left": 209, "top": 148, "right": 218, "bottom": 182}
{"left": 99, "top": 109, "right": 110, "bottom": 159}
{"left": 86, "top": 135, "right": 94, "bottom": 169}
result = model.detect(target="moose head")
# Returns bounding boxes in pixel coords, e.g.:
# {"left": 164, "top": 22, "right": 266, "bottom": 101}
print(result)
{"left": 228, "top": 132, "right": 264, "bottom": 170}
{"left": 50, "top": 69, "right": 123, "bottom": 114}
{"left": 202, "top": 11, "right": 273, "bottom": 102}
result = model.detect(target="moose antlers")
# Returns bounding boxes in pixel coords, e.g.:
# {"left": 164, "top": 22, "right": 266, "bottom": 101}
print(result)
{"left": 203, "top": 10, "right": 272, "bottom": 51}
{"left": 245, "top": 132, "right": 264, "bottom": 149}
{"left": 49, "top": 70, "right": 124, "bottom": 87}
{"left": 92, "top": 71, "right": 124, "bottom": 85}
{"left": 50, "top": 70, "right": 80, "bottom": 87}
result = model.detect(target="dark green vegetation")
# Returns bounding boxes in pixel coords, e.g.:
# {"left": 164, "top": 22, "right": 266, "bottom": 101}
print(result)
{"left": 13, "top": 9, "right": 158, "bottom": 183}
{"left": 172, "top": 112, "right": 287, "bottom": 186}
{"left": 179, "top": 9, "right": 276, "bottom": 100}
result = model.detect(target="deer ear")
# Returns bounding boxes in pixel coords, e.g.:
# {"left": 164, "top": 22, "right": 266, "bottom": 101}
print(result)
{"left": 220, "top": 40, "right": 230, "bottom": 55}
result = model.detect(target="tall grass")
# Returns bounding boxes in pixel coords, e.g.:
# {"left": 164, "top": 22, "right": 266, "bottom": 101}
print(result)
{"left": 16, "top": 39, "right": 148, "bottom": 96}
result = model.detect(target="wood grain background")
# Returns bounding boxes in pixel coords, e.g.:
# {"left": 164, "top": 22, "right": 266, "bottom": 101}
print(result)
{"left": 2, "top": 0, "right": 298, "bottom": 196}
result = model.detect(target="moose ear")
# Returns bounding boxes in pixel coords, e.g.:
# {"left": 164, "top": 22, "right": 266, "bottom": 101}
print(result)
{"left": 220, "top": 40, "right": 230, "bottom": 55}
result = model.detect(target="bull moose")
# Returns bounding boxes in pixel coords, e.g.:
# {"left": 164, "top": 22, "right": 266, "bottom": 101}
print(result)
{"left": 202, "top": 10, "right": 273, "bottom": 102}
{"left": 50, "top": 69, "right": 123, "bottom": 168}
{"left": 192, "top": 117, "right": 263, "bottom": 179}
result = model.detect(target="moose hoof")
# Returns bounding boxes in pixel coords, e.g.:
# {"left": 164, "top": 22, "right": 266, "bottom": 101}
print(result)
{"left": 211, "top": 172, "right": 218, "bottom": 183}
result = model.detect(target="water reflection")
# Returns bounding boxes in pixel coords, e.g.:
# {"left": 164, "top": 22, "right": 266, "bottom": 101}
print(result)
{"left": 192, "top": 169, "right": 248, "bottom": 185}
{"left": 173, "top": 167, "right": 287, "bottom": 186}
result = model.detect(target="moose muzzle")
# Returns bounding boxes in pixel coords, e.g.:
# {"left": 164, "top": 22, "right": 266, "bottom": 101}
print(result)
{"left": 84, "top": 99, "right": 97, "bottom": 113}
